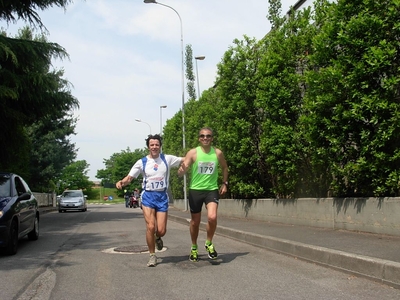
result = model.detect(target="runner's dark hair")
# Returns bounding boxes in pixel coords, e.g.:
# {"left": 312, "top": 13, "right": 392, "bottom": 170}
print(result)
{"left": 145, "top": 134, "right": 163, "bottom": 148}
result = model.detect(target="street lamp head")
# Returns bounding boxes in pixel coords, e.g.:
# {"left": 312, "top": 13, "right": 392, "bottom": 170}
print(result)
{"left": 144, "top": 0, "right": 157, "bottom": 3}
{"left": 160, "top": 105, "right": 167, "bottom": 108}
{"left": 135, "top": 119, "right": 152, "bottom": 133}
{"left": 195, "top": 55, "right": 206, "bottom": 60}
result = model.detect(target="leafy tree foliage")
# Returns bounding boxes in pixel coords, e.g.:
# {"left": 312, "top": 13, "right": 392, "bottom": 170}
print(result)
{"left": 163, "top": 0, "right": 400, "bottom": 199}
{"left": 304, "top": 0, "right": 400, "bottom": 196}
{"left": 1, "top": 26, "right": 75, "bottom": 122}
{"left": 0, "top": 0, "right": 72, "bottom": 28}
{"left": 58, "top": 160, "right": 92, "bottom": 193}
{"left": 185, "top": 44, "right": 196, "bottom": 100}
{"left": 162, "top": 114, "right": 186, "bottom": 199}
{"left": 267, "top": 0, "right": 284, "bottom": 29}
{"left": 0, "top": 1, "right": 78, "bottom": 191}
{"left": 96, "top": 148, "right": 147, "bottom": 196}
{"left": 27, "top": 114, "right": 77, "bottom": 191}
{"left": 212, "top": 36, "right": 268, "bottom": 198}
{"left": 163, "top": 112, "right": 185, "bottom": 157}
{"left": 256, "top": 7, "right": 318, "bottom": 198}
{"left": 0, "top": 29, "right": 71, "bottom": 165}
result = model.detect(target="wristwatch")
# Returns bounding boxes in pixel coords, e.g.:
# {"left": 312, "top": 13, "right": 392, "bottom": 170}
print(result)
{"left": 223, "top": 181, "right": 228, "bottom": 186}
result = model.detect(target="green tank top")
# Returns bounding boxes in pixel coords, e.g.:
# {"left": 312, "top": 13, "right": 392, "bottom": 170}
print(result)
{"left": 190, "top": 146, "right": 219, "bottom": 190}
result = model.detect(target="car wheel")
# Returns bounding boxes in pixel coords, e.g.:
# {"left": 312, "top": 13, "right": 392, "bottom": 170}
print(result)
{"left": 28, "top": 214, "right": 39, "bottom": 240}
{"left": 58, "top": 209, "right": 62, "bottom": 213}
{"left": 5, "top": 221, "right": 18, "bottom": 255}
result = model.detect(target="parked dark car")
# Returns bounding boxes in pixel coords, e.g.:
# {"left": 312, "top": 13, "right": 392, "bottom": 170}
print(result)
{"left": 0, "top": 173, "right": 39, "bottom": 255}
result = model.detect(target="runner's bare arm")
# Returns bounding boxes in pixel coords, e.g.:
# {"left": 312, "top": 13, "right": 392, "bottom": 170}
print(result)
{"left": 116, "top": 175, "right": 135, "bottom": 189}
{"left": 217, "top": 149, "right": 229, "bottom": 194}
{"left": 178, "top": 149, "right": 197, "bottom": 176}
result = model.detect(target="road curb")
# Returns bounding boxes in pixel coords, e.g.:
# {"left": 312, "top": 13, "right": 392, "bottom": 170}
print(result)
{"left": 168, "top": 214, "right": 400, "bottom": 289}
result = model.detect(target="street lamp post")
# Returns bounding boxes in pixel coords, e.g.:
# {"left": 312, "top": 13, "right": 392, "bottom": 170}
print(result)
{"left": 195, "top": 55, "right": 205, "bottom": 99}
{"left": 159, "top": 105, "right": 167, "bottom": 154}
{"left": 144, "top": 0, "right": 187, "bottom": 210}
{"left": 159, "top": 105, "right": 167, "bottom": 135}
{"left": 135, "top": 118, "right": 152, "bottom": 134}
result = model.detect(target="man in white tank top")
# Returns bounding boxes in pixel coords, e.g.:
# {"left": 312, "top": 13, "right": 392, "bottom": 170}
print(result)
{"left": 116, "top": 134, "right": 182, "bottom": 267}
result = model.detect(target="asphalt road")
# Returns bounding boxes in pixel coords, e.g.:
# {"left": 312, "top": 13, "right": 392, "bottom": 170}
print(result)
{"left": 2, "top": 204, "right": 400, "bottom": 300}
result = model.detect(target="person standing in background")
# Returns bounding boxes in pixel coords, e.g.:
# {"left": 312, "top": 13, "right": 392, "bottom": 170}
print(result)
{"left": 124, "top": 189, "right": 130, "bottom": 208}
{"left": 133, "top": 188, "right": 141, "bottom": 208}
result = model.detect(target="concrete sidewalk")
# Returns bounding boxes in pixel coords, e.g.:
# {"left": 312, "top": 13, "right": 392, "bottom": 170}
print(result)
{"left": 167, "top": 206, "right": 400, "bottom": 289}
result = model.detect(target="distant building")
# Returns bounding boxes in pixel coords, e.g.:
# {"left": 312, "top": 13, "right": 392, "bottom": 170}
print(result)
{"left": 92, "top": 180, "right": 101, "bottom": 187}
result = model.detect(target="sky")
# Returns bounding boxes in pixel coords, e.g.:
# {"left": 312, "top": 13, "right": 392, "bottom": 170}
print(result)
{"left": 3, "top": 0, "right": 298, "bottom": 181}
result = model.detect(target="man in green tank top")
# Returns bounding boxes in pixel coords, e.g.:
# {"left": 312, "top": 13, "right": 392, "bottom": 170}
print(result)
{"left": 178, "top": 127, "right": 229, "bottom": 262}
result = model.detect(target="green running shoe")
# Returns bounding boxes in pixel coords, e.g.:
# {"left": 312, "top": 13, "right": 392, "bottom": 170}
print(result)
{"left": 189, "top": 248, "right": 198, "bottom": 262}
{"left": 205, "top": 243, "right": 218, "bottom": 259}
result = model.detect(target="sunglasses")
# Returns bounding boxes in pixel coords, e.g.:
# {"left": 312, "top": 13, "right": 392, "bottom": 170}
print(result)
{"left": 199, "top": 134, "right": 213, "bottom": 139}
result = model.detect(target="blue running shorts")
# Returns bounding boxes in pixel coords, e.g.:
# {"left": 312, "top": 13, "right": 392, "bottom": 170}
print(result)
{"left": 141, "top": 190, "right": 169, "bottom": 212}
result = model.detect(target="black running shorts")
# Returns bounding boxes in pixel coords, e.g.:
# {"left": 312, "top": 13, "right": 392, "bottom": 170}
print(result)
{"left": 188, "top": 189, "right": 219, "bottom": 214}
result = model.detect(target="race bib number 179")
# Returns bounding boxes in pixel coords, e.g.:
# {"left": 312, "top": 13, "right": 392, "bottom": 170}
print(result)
{"left": 197, "top": 161, "right": 215, "bottom": 174}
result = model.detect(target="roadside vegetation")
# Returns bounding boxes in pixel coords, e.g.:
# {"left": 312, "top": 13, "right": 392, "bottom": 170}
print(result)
{"left": 87, "top": 187, "right": 126, "bottom": 204}
{"left": 2, "top": 1, "right": 400, "bottom": 199}
{"left": 100, "top": 0, "right": 400, "bottom": 199}
{"left": 87, "top": 199, "right": 125, "bottom": 205}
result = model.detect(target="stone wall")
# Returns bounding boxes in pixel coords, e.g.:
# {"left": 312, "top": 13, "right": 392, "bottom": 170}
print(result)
{"left": 33, "top": 192, "right": 56, "bottom": 207}
{"left": 172, "top": 197, "right": 400, "bottom": 236}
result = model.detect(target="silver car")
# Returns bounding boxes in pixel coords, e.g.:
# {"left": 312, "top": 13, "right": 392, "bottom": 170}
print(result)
{"left": 58, "top": 190, "right": 87, "bottom": 213}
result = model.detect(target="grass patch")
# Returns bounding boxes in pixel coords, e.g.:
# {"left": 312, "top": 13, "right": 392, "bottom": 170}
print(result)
{"left": 87, "top": 198, "right": 125, "bottom": 204}
{"left": 88, "top": 187, "right": 125, "bottom": 204}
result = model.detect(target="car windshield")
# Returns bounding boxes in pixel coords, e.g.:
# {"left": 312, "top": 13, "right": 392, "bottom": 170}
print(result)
{"left": 62, "top": 191, "right": 82, "bottom": 198}
{"left": 0, "top": 176, "right": 11, "bottom": 197}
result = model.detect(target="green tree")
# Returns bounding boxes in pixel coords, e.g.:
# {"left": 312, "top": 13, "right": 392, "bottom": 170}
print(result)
{"left": 162, "top": 114, "right": 186, "bottom": 199}
{"left": 1, "top": 16, "right": 78, "bottom": 185}
{"left": 59, "top": 160, "right": 92, "bottom": 193}
{"left": 27, "top": 114, "right": 77, "bottom": 191}
{"left": 97, "top": 148, "right": 147, "bottom": 196}
{"left": 159, "top": 0, "right": 400, "bottom": 199}
{"left": 304, "top": 0, "right": 400, "bottom": 196}
{"left": 15, "top": 27, "right": 78, "bottom": 191}
{"left": 212, "top": 36, "right": 267, "bottom": 198}
{"left": 267, "top": 0, "right": 284, "bottom": 29}
{"left": 255, "top": 6, "right": 317, "bottom": 198}
{"left": 185, "top": 44, "right": 196, "bottom": 100}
